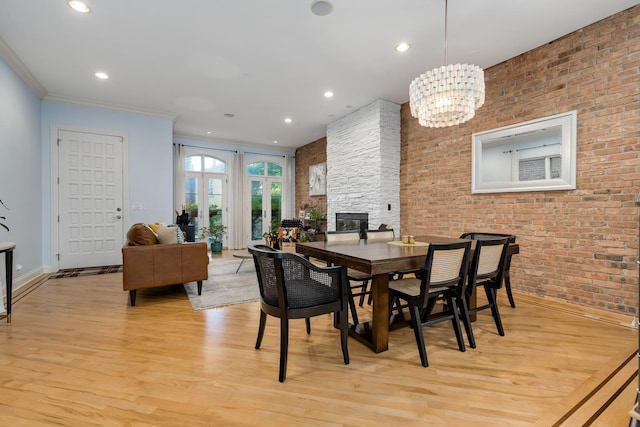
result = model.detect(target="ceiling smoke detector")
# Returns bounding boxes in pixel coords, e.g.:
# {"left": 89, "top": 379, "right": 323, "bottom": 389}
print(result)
{"left": 310, "top": 1, "right": 333, "bottom": 16}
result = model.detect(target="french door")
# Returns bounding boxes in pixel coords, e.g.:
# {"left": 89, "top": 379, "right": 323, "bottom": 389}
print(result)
{"left": 185, "top": 173, "right": 227, "bottom": 243}
{"left": 249, "top": 177, "right": 282, "bottom": 245}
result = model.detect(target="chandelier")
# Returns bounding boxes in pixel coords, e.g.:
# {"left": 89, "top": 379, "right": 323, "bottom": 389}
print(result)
{"left": 409, "top": 0, "right": 485, "bottom": 128}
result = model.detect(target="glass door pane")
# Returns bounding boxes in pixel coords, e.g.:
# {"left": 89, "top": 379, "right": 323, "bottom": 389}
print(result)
{"left": 250, "top": 179, "right": 263, "bottom": 241}
{"left": 184, "top": 175, "right": 199, "bottom": 231}
{"left": 207, "top": 177, "right": 223, "bottom": 228}
{"left": 270, "top": 181, "right": 282, "bottom": 231}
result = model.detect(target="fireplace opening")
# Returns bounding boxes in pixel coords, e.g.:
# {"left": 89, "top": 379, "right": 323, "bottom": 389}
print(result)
{"left": 336, "top": 213, "right": 368, "bottom": 239}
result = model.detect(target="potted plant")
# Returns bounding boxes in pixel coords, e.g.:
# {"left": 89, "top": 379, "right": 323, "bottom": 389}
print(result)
{"left": 308, "top": 205, "right": 326, "bottom": 234}
{"left": 208, "top": 221, "right": 228, "bottom": 254}
{"left": 0, "top": 199, "right": 8, "bottom": 232}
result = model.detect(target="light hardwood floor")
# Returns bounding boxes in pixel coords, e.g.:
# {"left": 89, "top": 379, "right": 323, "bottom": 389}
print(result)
{"left": 0, "top": 252, "right": 638, "bottom": 426}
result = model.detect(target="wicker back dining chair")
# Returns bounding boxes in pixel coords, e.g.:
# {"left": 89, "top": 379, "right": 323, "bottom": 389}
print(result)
{"left": 465, "top": 236, "right": 511, "bottom": 341}
{"left": 460, "top": 232, "right": 516, "bottom": 307}
{"left": 324, "top": 231, "right": 369, "bottom": 324}
{"left": 389, "top": 240, "right": 472, "bottom": 367}
{"left": 365, "top": 229, "right": 395, "bottom": 242}
{"left": 249, "top": 245, "right": 350, "bottom": 382}
{"left": 358, "top": 228, "right": 397, "bottom": 305}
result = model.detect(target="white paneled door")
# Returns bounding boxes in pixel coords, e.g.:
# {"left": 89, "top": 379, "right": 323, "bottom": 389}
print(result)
{"left": 57, "top": 130, "right": 125, "bottom": 269}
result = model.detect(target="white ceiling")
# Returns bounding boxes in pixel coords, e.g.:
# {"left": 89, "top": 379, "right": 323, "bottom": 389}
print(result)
{"left": 0, "top": 0, "right": 636, "bottom": 149}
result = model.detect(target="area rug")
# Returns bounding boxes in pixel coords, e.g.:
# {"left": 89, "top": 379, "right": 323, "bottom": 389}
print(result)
{"left": 48, "top": 265, "right": 123, "bottom": 279}
{"left": 183, "top": 257, "right": 259, "bottom": 310}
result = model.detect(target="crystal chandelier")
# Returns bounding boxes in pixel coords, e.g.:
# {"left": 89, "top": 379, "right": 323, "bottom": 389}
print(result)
{"left": 409, "top": 0, "right": 485, "bottom": 128}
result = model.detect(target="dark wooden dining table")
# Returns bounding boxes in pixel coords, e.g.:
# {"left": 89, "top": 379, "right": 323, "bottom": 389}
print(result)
{"left": 296, "top": 235, "right": 519, "bottom": 353}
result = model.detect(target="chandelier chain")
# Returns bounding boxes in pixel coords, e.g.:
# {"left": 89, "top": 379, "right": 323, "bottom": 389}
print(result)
{"left": 444, "top": 0, "right": 448, "bottom": 65}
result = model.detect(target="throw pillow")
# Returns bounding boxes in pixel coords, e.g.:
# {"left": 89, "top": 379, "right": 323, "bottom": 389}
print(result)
{"left": 147, "top": 222, "right": 161, "bottom": 235}
{"left": 157, "top": 224, "right": 179, "bottom": 244}
{"left": 126, "top": 223, "right": 159, "bottom": 246}
{"left": 168, "top": 224, "right": 185, "bottom": 244}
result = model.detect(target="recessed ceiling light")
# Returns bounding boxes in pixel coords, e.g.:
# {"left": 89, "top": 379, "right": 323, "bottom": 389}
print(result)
{"left": 95, "top": 72, "right": 109, "bottom": 79}
{"left": 68, "top": 1, "right": 91, "bottom": 13}
{"left": 273, "top": 140, "right": 278, "bottom": 144}
{"left": 395, "top": 42, "right": 411, "bottom": 53}
{"left": 324, "top": 91, "right": 334, "bottom": 98}
{"left": 284, "top": 118, "right": 292, "bottom": 124}
{"left": 206, "top": 131, "right": 212, "bottom": 135}
{"left": 310, "top": 0, "right": 333, "bottom": 16}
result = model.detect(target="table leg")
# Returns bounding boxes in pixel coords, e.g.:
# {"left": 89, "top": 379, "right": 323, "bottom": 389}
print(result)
{"left": 347, "top": 273, "right": 390, "bottom": 353}
{"left": 370, "top": 273, "right": 390, "bottom": 352}
{"left": 5, "top": 249, "right": 12, "bottom": 323}
{"left": 235, "top": 258, "right": 245, "bottom": 274}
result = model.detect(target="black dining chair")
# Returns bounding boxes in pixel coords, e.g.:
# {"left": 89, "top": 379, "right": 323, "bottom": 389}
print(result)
{"left": 324, "top": 230, "right": 369, "bottom": 325}
{"left": 460, "top": 232, "right": 517, "bottom": 307}
{"left": 249, "top": 245, "right": 350, "bottom": 382}
{"left": 465, "top": 236, "right": 511, "bottom": 340}
{"left": 388, "top": 240, "right": 472, "bottom": 367}
{"left": 359, "top": 229, "right": 396, "bottom": 305}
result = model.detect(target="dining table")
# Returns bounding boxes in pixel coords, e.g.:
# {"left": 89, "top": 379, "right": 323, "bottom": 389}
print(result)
{"left": 296, "top": 235, "right": 519, "bottom": 353}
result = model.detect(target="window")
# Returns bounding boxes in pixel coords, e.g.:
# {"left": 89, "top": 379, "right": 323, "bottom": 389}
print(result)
{"left": 248, "top": 161, "right": 282, "bottom": 177}
{"left": 186, "top": 155, "right": 226, "bottom": 173}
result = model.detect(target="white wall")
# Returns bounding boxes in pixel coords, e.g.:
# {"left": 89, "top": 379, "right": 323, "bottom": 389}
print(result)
{"left": 326, "top": 99, "right": 401, "bottom": 234}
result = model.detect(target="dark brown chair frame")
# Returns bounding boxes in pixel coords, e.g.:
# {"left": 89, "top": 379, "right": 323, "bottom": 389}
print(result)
{"left": 460, "top": 232, "right": 517, "bottom": 307}
{"left": 249, "top": 244, "right": 350, "bottom": 382}
{"left": 389, "top": 240, "right": 472, "bottom": 367}
{"left": 465, "top": 236, "right": 511, "bottom": 341}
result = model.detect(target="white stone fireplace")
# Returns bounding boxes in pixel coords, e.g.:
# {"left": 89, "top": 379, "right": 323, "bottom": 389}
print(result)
{"left": 326, "top": 99, "right": 400, "bottom": 235}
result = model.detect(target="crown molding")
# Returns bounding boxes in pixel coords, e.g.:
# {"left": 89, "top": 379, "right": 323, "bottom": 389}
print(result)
{"left": 0, "top": 35, "right": 47, "bottom": 99}
{"left": 43, "top": 94, "right": 177, "bottom": 121}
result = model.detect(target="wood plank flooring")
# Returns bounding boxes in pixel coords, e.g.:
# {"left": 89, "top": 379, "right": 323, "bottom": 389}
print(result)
{"left": 0, "top": 252, "right": 637, "bottom": 426}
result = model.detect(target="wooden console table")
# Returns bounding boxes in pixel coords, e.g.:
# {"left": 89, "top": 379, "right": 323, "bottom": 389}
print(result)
{"left": 0, "top": 242, "right": 15, "bottom": 323}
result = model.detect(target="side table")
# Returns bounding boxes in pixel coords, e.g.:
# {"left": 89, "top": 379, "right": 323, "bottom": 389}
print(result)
{"left": 0, "top": 242, "right": 15, "bottom": 323}
{"left": 232, "top": 251, "right": 252, "bottom": 273}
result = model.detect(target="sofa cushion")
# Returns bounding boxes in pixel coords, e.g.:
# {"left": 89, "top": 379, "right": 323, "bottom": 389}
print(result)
{"left": 126, "top": 223, "right": 158, "bottom": 246}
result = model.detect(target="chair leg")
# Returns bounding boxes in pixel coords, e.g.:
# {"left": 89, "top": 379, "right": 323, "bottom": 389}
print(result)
{"left": 504, "top": 275, "right": 516, "bottom": 308}
{"left": 458, "top": 296, "right": 476, "bottom": 349}
{"left": 129, "top": 290, "right": 136, "bottom": 306}
{"left": 446, "top": 294, "right": 466, "bottom": 352}
{"left": 358, "top": 280, "right": 369, "bottom": 306}
{"left": 197, "top": 280, "right": 203, "bottom": 295}
{"left": 485, "top": 287, "right": 505, "bottom": 336}
{"left": 338, "top": 309, "right": 350, "bottom": 365}
{"left": 420, "top": 296, "right": 438, "bottom": 323}
{"left": 305, "top": 318, "right": 311, "bottom": 334}
{"left": 347, "top": 283, "right": 360, "bottom": 325}
{"left": 408, "top": 301, "right": 429, "bottom": 367}
{"left": 279, "top": 317, "right": 289, "bottom": 383}
{"left": 255, "top": 310, "right": 267, "bottom": 349}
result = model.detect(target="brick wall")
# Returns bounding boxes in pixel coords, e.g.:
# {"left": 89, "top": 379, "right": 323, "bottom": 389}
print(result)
{"left": 296, "top": 5, "right": 639, "bottom": 315}
{"left": 295, "top": 137, "right": 327, "bottom": 215}
{"left": 401, "top": 5, "right": 639, "bottom": 314}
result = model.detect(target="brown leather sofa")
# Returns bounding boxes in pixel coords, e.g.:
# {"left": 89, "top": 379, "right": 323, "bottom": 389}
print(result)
{"left": 122, "top": 224, "right": 209, "bottom": 306}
